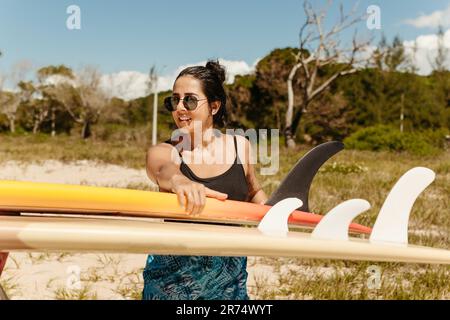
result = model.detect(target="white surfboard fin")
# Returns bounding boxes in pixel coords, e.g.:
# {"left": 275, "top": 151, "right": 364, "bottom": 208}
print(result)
{"left": 311, "top": 199, "right": 371, "bottom": 241}
{"left": 258, "top": 198, "right": 303, "bottom": 237}
{"left": 369, "top": 167, "right": 435, "bottom": 246}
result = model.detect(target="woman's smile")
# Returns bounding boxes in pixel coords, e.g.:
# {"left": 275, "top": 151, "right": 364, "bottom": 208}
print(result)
{"left": 177, "top": 114, "right": 193, "bottom": 127}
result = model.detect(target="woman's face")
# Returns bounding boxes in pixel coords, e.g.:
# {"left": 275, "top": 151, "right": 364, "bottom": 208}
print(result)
{"left": 171, "top": 76, "right": 219, "bottom": 134}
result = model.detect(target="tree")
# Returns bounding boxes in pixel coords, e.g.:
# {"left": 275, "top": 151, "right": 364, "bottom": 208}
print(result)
{"left": 17, "top": 80, "right": 40, "bottom": 133}
{"left": 431, "top": 25, "right": 449, "bottom": 73}
{"left": 254, "top": 48, "right": 303, "bottom": 130}
{"left": 0, "top": 91, "right": 21, "bottom": 133}
{"left": 405, "top": 40, "right": 419, "bottom": 74}
{"left": 429, "top": 26, "right": 449, "bottom": 131}
{"left": 371, "top": 34, "right": 388, "bottom": 70}
{"left": 385, "top": 35, "right": 407, "bottom": 72}
{"left": 284, "top": 0, "right": 372, "bottom": 148}
{"left": 0, "top": 61, "right": 32, "bottom": 133}
{"left": 46, "top": 66, "right": 111, "bottom": 139}
{"left": 37, "top": 65, "right": 75, "bottom": 135}
{"left": 371, "top": 35, "right": 409, "bottom": 73}
{"left": 227, "top": 74, "right": 257, "bottom": 129}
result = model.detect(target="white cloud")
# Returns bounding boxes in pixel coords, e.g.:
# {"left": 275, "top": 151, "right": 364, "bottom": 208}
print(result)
{"left": 100, "top": 71, "right": 149, "bottom": 101}
{"left": 403, "top": 28, "right": 450, "bottom": 75}
{"left": 164, "top": 58, "right": 255, "bottom": 89}
{"left": 404, "top": 4, "right": 450, "bottom": 28}
{"left": 218, "top": 59, "right": 255, "bottom": 83}
{"left": 99, "top": 59, "right": 257, "bottom": 101}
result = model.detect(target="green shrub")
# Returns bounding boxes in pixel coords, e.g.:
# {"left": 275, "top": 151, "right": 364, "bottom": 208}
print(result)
{"left": 417, "top": 128, "right": 450, "bottom": 149}
{"left": 344, "top": 125, "right": 443, "bottom": 156}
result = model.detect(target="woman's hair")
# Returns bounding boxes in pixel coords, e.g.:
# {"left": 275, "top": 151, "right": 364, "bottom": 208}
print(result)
{"left": 176, "top": 60, "right": 228, "bottom": 127}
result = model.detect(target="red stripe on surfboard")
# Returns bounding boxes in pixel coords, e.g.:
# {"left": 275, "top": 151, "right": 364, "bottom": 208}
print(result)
{"left": 194, "top": 198, "right": 372, "bottom": 234}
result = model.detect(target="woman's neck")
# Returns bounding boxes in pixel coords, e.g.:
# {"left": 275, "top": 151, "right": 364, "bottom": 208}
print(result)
{"left": 189, "top": 126, "right": 220, "bottom": 150}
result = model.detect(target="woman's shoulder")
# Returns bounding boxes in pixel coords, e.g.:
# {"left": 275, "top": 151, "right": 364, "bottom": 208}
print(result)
{"left": 147, "top": 142, "right": 181, "bottom": 162}
{"left": 148, "top": 141, "right": 176, "bottom": 152}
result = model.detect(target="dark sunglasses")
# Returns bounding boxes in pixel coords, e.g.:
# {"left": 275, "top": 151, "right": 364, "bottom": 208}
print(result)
{"left": 164, "top": 95, "right": 208, "bottom": 111}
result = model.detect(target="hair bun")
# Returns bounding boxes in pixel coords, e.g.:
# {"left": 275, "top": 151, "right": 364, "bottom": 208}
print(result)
{"left": 205, "top": 60, "right": 226, "bottom": 83}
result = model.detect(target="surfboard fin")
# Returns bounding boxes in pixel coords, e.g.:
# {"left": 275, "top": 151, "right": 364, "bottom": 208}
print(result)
{"left": 311, "top": 199, "right": 371, "bottom": 241}
{"left": 369, "top": 167, "right": 436, "bottom": 246}
{"left": 257, "top": 198, "right": 303, "bottom": 237}
{"left": 310, "top": 167, "right": 435, "bottom": 244}
{"left": 266, "top": 141, "right": 344, "bottom": 211}
{"left": 259, "top": 197, "right": 370, "bottom": 240}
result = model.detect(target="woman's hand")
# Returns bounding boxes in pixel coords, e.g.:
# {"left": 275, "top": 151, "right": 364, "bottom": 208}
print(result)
{"left": 170, "top": 175, "right": 228, "bottom": 216}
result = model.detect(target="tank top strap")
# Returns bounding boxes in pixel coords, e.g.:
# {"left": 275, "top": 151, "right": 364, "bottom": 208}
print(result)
{"left": 233, "top": 135, "right": 239, "bottom": 164}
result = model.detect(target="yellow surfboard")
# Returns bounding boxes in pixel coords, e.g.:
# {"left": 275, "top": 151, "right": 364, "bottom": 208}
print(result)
{"left": 0, "top": 180, "right": 371, "bottom": 234}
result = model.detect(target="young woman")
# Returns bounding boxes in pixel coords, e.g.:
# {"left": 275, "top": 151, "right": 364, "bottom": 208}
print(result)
{"left": 142, "top": 60, "right": 267, "bottom": 300}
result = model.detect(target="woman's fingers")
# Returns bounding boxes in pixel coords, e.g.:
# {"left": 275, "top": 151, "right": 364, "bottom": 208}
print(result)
{"left": 185, "top": 189, "right": 194, "bottom": 214}
{"left": 205, "top": 187, "right": 228, "bottom": 201}
{"left": 175, "top": 184, "right": 226, "bottom": 216}
{"left": 175, "top": 190, "right": 186, "bottom": 209}
{"left": 191, "top": 187, "right": 202, "bottom": 216}
{"left": 199, "top": 185, "right": 206, "bottom": 212}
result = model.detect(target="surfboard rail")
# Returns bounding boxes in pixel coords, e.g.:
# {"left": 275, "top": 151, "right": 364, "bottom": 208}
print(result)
{"left": 0, "top": 216, "right": 448, "bottom": 264}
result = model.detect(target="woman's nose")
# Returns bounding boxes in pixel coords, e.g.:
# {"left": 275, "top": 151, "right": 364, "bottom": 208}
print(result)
{"left": 175, "top": 99, "right": 187, "bottom": 111}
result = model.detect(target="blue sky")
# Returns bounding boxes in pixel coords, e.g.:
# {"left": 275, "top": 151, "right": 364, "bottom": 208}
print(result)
{"left": 1, "top": 0, "right": 449, "bottom": 97}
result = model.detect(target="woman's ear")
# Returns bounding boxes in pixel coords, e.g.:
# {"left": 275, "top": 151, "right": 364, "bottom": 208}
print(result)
{"left": 210, "top": 101, "right": 221, "bottom": 115}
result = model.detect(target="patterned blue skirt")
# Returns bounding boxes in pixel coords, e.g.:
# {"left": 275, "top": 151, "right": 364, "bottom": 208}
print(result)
{"left": 142, "top": 255, "right": 249, "bottom": 300}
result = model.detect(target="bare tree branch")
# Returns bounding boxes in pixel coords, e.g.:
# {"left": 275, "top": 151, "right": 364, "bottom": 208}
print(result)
{"left": 284, "top": 0, "right": 371, "bottom": 148}
{"left": 0, "top": 61, "right": 32, "bottom": 133}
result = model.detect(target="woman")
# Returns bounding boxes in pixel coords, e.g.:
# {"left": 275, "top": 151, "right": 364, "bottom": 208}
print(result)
{"left": 142, "top": 60, "right": 267, "bottom": 300}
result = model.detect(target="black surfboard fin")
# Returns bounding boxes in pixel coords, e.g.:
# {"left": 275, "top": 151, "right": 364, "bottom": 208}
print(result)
{"left": 266, "top": 141, "right": 344, "bottom": 211}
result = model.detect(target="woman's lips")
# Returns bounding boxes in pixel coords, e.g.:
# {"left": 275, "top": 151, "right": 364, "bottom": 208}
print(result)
{"left": 178, "top": 115, "right": 192, "bottom": 124}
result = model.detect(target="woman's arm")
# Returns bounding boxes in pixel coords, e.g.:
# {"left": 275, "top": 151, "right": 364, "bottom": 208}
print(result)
{"left": 236, "top": 136, "right": 268, "bottom": 205}
{"left": 146, "top": 143, "right": 228, "bottom": 215}
{"left": 246, "top": 162, "right": 268, "bottom": 205}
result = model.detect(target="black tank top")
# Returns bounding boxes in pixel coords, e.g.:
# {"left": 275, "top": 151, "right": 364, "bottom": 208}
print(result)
{"left": 167, "top": 135, "right": 249, "bottom": 201}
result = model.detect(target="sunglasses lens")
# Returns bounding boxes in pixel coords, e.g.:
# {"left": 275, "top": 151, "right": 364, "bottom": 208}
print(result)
{"left": 184, "top": 96, "right": 198, "bottom": 110}
{"left": 164, "top": 97, "right": 174, "bottom": 111}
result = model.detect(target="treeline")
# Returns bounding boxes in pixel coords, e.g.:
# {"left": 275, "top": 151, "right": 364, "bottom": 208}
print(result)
{"left": 0, "top": 47, "right": 449, "bottom": 149}
{"left": 226, "top": 47, "right": 449, "bottom": 144}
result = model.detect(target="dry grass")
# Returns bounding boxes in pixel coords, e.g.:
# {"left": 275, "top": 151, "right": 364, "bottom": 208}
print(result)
{"left": 0, "top": 133, "right": 148, "bottom": 169}
{"left": 54, "top": 283, "right": 98, "bottom": 300}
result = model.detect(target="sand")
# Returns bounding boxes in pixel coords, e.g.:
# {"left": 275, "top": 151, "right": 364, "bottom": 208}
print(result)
{"left": 0, "top": 160, "right": 151, "bottom": 187}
